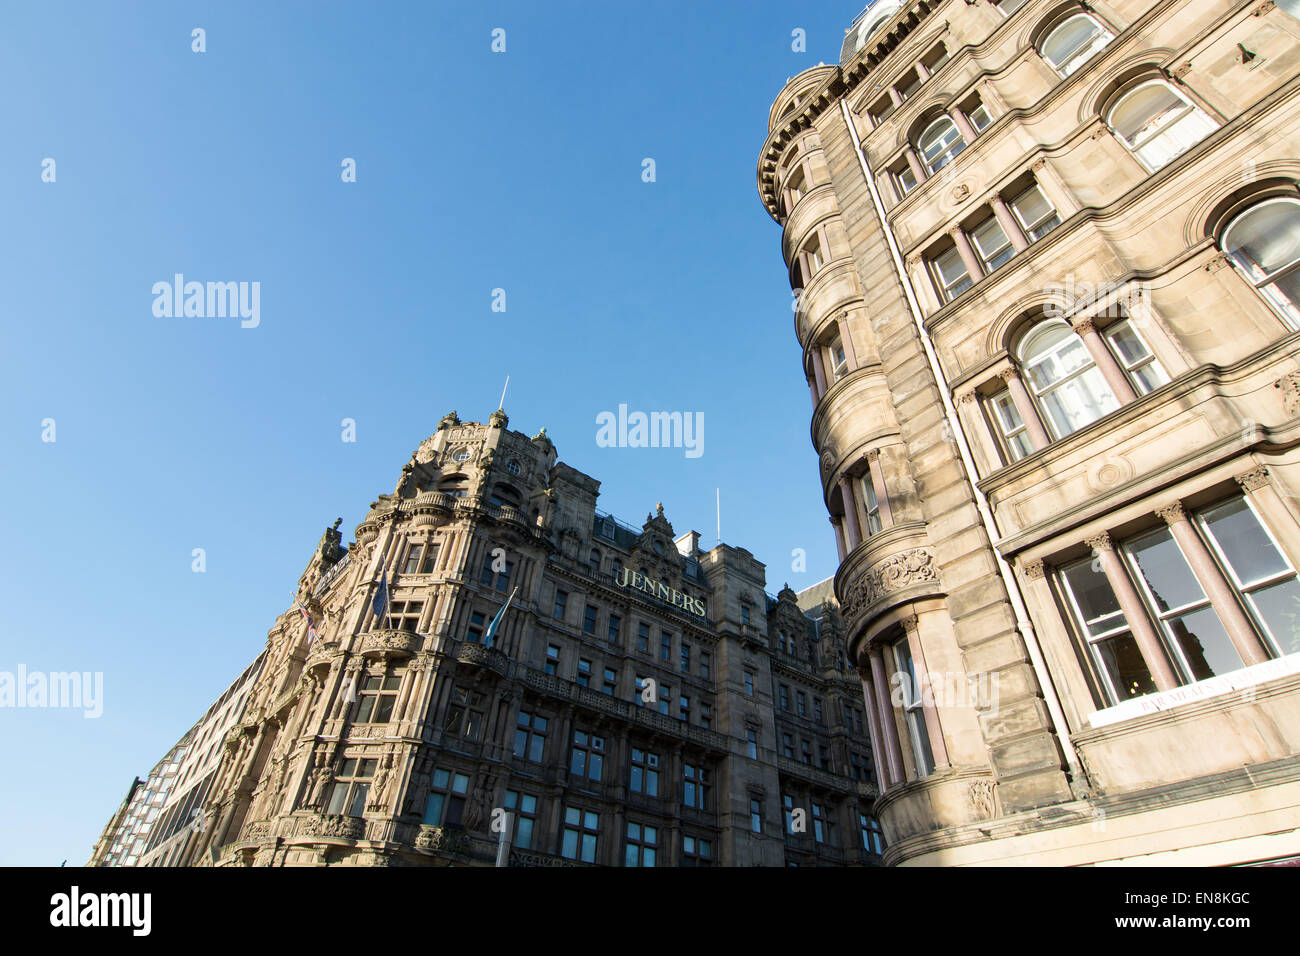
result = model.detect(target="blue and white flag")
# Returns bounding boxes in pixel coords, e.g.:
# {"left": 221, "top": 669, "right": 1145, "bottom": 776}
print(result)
{"left": 482, "top": 587, "right": 518, "bottom": 649}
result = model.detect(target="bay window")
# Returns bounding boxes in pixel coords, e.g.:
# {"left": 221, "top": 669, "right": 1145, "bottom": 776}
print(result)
{"left": 892, "top": 638, "right": 935, "bottom": 777}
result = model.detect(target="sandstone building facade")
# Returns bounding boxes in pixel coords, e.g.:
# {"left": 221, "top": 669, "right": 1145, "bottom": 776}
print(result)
{"left": 757, "top": 0, "right": 1300, "bottom": 864}
{"left": 92, "top": 413, "right": 881, "bottom": 867}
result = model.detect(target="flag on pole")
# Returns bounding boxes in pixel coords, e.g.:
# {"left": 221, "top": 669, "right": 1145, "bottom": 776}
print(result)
{"left": 482, "top": 587, "right": 518, "bottom": 649}
{"left": 371, "top": 572, "right": 389, "bottom": 623}
{"left": 290, "top": 594, "right": 318, "bottom": 645}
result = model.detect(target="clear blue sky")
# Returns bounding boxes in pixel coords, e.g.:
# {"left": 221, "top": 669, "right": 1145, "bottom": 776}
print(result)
{"left": 0, "top": 0, "right": 860, "bottom": 865}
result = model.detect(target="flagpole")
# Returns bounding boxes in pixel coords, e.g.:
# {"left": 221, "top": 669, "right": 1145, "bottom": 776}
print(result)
{"left": 499, "top": 375, "right": 510, "bottom": 411}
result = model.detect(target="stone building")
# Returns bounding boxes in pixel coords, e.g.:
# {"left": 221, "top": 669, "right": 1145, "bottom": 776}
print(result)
{"left": 87, "top": 652, "right": 266, "bottom": 867}
{"left": 94, "top": 411, "right": 881, "bottom": 866}
{"left": 756, "top": 0, "right": 1300, "bottom": 864}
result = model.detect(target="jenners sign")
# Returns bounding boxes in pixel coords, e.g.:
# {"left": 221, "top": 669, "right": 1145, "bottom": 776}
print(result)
{"left": 616, "top": 567, "right": 707, "bottom": 618}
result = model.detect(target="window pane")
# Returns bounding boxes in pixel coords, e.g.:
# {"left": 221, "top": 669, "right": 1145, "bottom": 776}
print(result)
{"left": 1127, "top": 527, "right": 1206, "bottom": 612}
{"left": 1094, "top": 633, "right": 1157, "bottom": 700}
{"left": 972, "top": 217, "right": 1012, "bottom": 270}
{"left": 1167, "top": 605, "right": 1241, "bottom": 680}
{"left": 1200, "top": 498, "right": 1290, "bottom": 585}
{"left": 1246, "top": 577, "right": 1300, "bottom": 656}
{"left": 1061, "top": 558, "right": 1126, "bottom": 637}
{"left": 1043, "top": 16, "right": 1105, "bottom": 74}
{"left": 1224, "top": 200, "right": 1300, "bottom": 281}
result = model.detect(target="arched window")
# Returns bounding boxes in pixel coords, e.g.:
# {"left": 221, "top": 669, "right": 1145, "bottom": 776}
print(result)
{"left": 589, "top": 549, "right": 602, "bottom": 574}
{"left": 1107, "top": 80, "right": 1215, "bottom": 172}
{"left": 1041, "top": 14, "right": 1112, "bottom": 76}
{"left": 918, "top": 117, "right": 965, "bottom": 174}
{"left": 1221, "top": 197, "right": 1300, "bottom": 327}
{"left": 1018, "top": 321, "right": 1120, "bottom": 438}
{"left": 437, "top": 474, "right": 470, "bottom": 498}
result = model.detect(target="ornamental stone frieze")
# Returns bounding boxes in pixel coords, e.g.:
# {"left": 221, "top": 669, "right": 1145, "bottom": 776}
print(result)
{"left": 413, "top": 824, "right": 470, "bottom": 854}
{"left": 297, "top": 813, "right": 366, "bottom": 840}
{"left": 360, "top": 629, "right": 421, "bottom": 659}
{"left": 838, "top": 547, "right": 941, "bottom": 625}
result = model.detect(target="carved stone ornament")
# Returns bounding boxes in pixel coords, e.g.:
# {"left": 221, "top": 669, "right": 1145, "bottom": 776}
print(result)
{"left": 951, "top": 183, "right": 970, "bottom": 202}
{"left": 1022, "top": 559, "right": 1045, "bottom": 580}
{"left": 969, "top": 779, "right": 996, "bottom": 819}
{"left": 1204, "top": 252, "right": 1232, "bottom": 274}
{"left": 1254, "top": 1, "right": 1276, "bottom": 15}
{"left": 1083, "top": 531, "right": 1112, "bottom": 553}
{"left": 1276, "top": 372, "right": 1300, "bottom": 416}
{"left": 1155, "top": 501, "right": 1187, "bottom": 525}
{"left": 1235, "top": 467, "right": 1270, "bottom": 491}
{"left": 1171, "top": 61, "right": 1193, "bottom": 81}
{"left": 298, "top": 813, "right": 365, "bottom": 840}
{"left": 840, "top": 548, "right": 940, "bottom": 621}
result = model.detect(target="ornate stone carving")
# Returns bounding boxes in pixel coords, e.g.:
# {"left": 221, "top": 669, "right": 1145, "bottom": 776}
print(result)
{"left": 1072, "top": 318, "right": 1097, "bottom": 336}
{"left": 1275, "top": 372, "right": 1300, "bottom": 416}
{"left": 955, "top": 390, "right": 977, "bottom": 405}
{"left": 1031, "top": 157, "right": 1047, "bottom": 172}
{"left": 1235, "top": 467, "right": 1270, "bottom": 491}
{"left": 998, "top": 366, "right": 1020, "bottom": 383}
{"left": 1155, "top": 501, "right": 1187, "bottom": 525}
{"left": 1083, "top": 531, "right": 1112, "bottom": 552}
{"left": 840, "top": 549, "right": 940, "bottom": 621}
{"left": 1022, "top": 559, "right": 1045, "bottom": 580}
{"left": 951, "top": 183, "right": 970, "bottom": 202}
{"left": 1171, "top": 60, "right": 1193, "bottom": 81}
{"left": 1204, "top": 253, "right": 1231, "bottom": 273}
{"left": 969, "top": 779, "right": 996, "bottom": 819}
{"left": 414, "top": 825, "right": 470, "bottom": 854}
{"left": 298, "top": 814, "right": 365, "bottom": 840}
{"left": 1254, "top": 1, "right": 1276, "bottom": 15}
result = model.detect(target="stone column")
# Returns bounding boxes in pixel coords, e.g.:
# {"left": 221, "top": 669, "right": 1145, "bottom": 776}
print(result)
{"left": 904, "top": 147, "right": 927, "bottom": 184}
{"left": 887, "top": 87, "right": 903, "bottom": 107}
{"left": 836, "top": 313, "right": 859, "bottom": 369}
{"left": 869, "top": 647, "right": 906, "bottom": 786}
{"left": 808, "top": 378, "right": 820, "bottom": 408}
{"left": 903, "top": 617, "right": 949, "bottom": 770}
{"left": 831, "top": 516, "right": 847, "bottom": 562}
{"left": 1073, "top": 319, "right": 1136, "bottom": 403}
{"left": 857, "top": 668, "right": 889, "bottom": 789}
{"left": 990, "top": 195, "right": 1029, "bottom": 252}
{"left": 839, "top": 476, "right": 863, "bottom": 550}
{"left": 999, "top": 367, "right": 1051, "bottom": 449}
{"left": 811, "top": 350, "right": 828, "bottom": 395}
{"left": 866, "top": 450, "right": 893, "bottom": 529}
{"left": 1085, "top": 532, "right": 1181, "bottom": 691}
{"left": 1155, "top": 503, "right": 1271, "bottom": 666}
{"left": 950, "top": 227, "right": 985, "bottom": 283}
{"left": 950, "top": 106, "right": 978, "bottom": 143}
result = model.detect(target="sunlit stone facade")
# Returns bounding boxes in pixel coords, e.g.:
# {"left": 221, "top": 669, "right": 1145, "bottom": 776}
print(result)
{"left": 758, "top": 0, "right": 1300, "bottom": 865}
{"left": 94, "top": 412, "right": 882, "bottom": 866}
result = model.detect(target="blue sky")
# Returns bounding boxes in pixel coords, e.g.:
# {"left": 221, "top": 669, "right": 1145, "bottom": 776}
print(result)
{"left": 0, "top": 0, "right": 861, "bottom": 865}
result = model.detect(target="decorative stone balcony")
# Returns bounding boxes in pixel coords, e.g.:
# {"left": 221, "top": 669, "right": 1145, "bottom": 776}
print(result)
{"left": 359, "top": 629, "right": 421, "bottom": 660}
{"left": 295, "top": 813, "right": 366, "bottom": 840}
{"left": 835, "top": 523, "right": 943, "bottom": 656}
{"left": 454, "top": 641, "right": 511, "bottom": 677}
{"left": 778, "top": 755, "right": 856, "bottom": 794}
{"left": 413, "top": 825, "right": 471, "bottom": 855}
